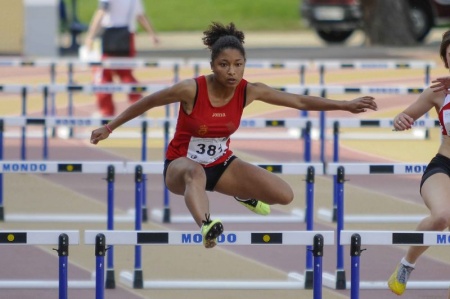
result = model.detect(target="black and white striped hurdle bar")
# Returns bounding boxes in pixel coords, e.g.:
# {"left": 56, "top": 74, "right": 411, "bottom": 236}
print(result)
{"left": 326, "top": 162, "right": 427, "bottom": 175}
{"left": 85, "top": 230, "right": 332, "bottom": 290}
{"left": 0, "top": 58, "right": 435, "bottom": 70}
{"left": 0, "top": 230, "right": 79, "bottom": 245}
{"left": 0, "top": 58, "right": 185, "bottom": 69}
{"left": 0, "top": 84, "right": 427, "bottom": 95}
{"left": 0, "top": 160, "right": 323, "bottom": 175}
{"left": 339, "top": 230, "right": 450, "bottom": 290}
{"left": 187, "top": 58, "right": 310, "bottom": 70}
{"left": 320, "top": 162, "right": 428, "bottom": 223}
{"left": 0, "top": 161, "right": 126, "bottom": 174}
{"left": 313, "top": 59, "right": 436, "bottom": 70}
{"left": 340, "top": 230, "right": 450, "bottom": 246}
{"left": 1, "top": 116, "right": 316, "bottom": 129}
{"left": 84, "top": 230, "right": 334, "bottom": 245}
{"left": 276, "top": 85, "right": 425, "bottom": 95}
{"left": 325, "top": 117, "right": 438, "bottom": 129}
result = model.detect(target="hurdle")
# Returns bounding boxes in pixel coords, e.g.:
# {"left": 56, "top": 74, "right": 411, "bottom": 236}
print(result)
{"left": 277, "top": 84, "right": 428, "bottom": 163}
{"left": 321, "top": 162, "right": 428, "bottom": 289}
{"left": 340, "top": 230, "right": 450, "bottom": 298}
{"left": 0, "top": 160, "right": 135, "bottom": 289}
{"left": 188, "top": 58, "right": 310, "bottom": 84}
{"left": 313, "top": 59, "right": 434, "bottom": 137}
{"left": 0, "top": 230, "right": 93, "bottom": 299}
{"left": 324, "top": 117, "right": 438, "bottom": 224}
{"left": 84, "top": 230, "right": 333, "bottom": 299}
{"left": 129, "top": 162, "right": 324, "bottom": 225}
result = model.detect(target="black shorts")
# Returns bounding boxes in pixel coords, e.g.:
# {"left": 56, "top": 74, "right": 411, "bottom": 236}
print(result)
{"left": 163, "top": 155, "right": 237, "bottom": 191}
{"left": 420, "top": 153, "right": 450, "bottom": 193}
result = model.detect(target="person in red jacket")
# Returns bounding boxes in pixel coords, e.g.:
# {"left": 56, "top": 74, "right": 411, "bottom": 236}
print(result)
{"left": 84, "top": 0, "right": 159, "bottom": 117}
{"left": 90, "top": 22, "right": 377, "bottom": 249}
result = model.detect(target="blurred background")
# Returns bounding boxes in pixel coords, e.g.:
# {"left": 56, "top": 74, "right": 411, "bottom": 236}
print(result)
{"left": 2, "top": 0, "right": 450, "bottom": 57}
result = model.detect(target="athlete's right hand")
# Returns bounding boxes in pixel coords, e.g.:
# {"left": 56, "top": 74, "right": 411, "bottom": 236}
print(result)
{"left": 393, "top": 113, "right": 414, "bottom": 131}
{"left": 90, "top": 126, "right": 110, "bottom": 145}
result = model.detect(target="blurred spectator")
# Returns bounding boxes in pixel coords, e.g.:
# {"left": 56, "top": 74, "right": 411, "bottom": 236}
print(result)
{"left": 84, "top": 0, "right": 159, "bottom": 117}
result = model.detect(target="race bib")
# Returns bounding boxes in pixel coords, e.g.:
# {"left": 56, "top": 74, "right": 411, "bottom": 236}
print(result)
{"left": 187, "top": 137, "right": 228, "bottom": 164}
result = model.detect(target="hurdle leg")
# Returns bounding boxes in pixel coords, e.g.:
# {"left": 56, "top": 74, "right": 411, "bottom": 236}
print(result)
{"left": 304, "top": 166, "right": 315, "bottom": 289}
{"left": 20, "top": 87, "right": 27, "bottom": 160}
{"left": 43, "top": 86, "right": 49, "bottom": 160}
{"left": 162, "top": 120, "right": 171, "bottom": 223}
{"left": 57, "top": 233, "right": 69, "bottom": 299}
{"left": 350, "top": 234, "right": 362, "bottom": 299}
{"left": 140, "top": 121, "right": 148, "bottom": 223}
{"left": 0, "top": 119, "right": 4, "bottom": 221}
{"left": 95, "top": 234, "right": 106, "bottom": 299}
{"left": 313, "top": 234, "right": 324, "bottom": 299}
{"left": 335, "top": 166, "right": 346, "bottom": 289}
{"left": 105, "top": 166, "right": 115, "bottom": 289}
{"left": 134, "top": 165, "right": 144, "bottom": 289}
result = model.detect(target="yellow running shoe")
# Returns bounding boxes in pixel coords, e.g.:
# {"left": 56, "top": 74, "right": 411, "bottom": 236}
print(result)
{"left": 201, "top": 214, "right": 223, "bottom": 249}
{"left": 388, "top": 263, "right": 414, "bottom": 295}
{"left": 234, "top": 197, "right": 271, "bottom": 215}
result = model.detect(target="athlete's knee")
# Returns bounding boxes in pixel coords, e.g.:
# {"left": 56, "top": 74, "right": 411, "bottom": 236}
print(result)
{"left": 183, "top": 163, "right": 206, "bottom": 184}
{"left": 276, "top": 187, "right": 294, "bottom": 205}
{"left": 430, "top": 212, "right": 450, "bottom": 230}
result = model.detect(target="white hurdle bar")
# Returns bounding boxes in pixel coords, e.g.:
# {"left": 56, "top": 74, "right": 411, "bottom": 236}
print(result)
{"left": 2, "top": 115, "right": 318, "bottom": 140}
{"left": 85, "top": 230, "right": 333, "bottom": 293}
{"left": 0, "top": 230, "right": 95, "bottom": 291}
{"left": 128, "top": 162, "right": 325, "bottom": 224}
{"left": 339, "top": 230, "right": 450, "bottom": 296}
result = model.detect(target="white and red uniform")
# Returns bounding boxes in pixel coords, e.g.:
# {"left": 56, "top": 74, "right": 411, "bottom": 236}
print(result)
{"left": 166, "top": 76, "right": 247, "bottom": 167}
{"left": 438, "top": 94, "right": 450, "bottom": 135}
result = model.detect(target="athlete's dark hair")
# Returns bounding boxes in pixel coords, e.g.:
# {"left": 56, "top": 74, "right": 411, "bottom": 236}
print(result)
{"left": 202, "top": 22, "right": 246, "bottom": 62}
{"left": 440, "top": 30, "right": 450, "bottom": 69}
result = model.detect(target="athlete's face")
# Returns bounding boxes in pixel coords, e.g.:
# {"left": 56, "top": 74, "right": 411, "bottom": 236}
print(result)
{"left": 446, "top": 44, "right": 450, "bottom": 69}
{"left": 211, "top": 48, "right": 245, "bottom": 87}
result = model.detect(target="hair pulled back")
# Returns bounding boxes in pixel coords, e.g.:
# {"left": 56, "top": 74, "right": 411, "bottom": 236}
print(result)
{"left": 440, "top": 30, "right": 450, "bottom": 69}
{"left": 202, "top": 22, "right": 246, "bottom": 62}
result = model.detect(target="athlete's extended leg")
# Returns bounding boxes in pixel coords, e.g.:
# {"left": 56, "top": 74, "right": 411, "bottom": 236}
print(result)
{"left": 214, "top": 158, "right": 294, "bottom": 206}
{"left": 388, "top": 173, "right": 450, "bottom": 295}
{"left": 165, "top": 158, "right": 223, "bottom": 248}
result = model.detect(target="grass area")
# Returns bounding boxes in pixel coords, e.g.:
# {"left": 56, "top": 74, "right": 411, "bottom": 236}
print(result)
{"left": 74, "top": 0, "right": 304, "bottom": 32}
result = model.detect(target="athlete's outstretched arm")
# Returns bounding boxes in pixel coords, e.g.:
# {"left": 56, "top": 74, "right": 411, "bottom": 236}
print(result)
{"left": 90, "top": 79, "right": 196, "bottom": 144}
{"left": 245, "top": 82, "right": 377, "bottom": 113}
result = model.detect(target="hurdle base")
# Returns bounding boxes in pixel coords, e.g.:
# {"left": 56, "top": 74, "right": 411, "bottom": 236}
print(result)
{"left": 120, "top": 271, "right": 305, "bottom": 289}
{"left": 303, "top": 270, "right": 313, "bottom": 289}
{"left": 335, "top": 270, "right": 346, "bottom": 290}
{"left": 133, "top": 269, "right": 143, "bottom": 289}
{"left": 151, "top": 208, "right": 305, "bottom": 224}
{"left": 142, "top": 207, "right": 148, "bottom": 223}
{"left": 105, "top": 269, "right": 115, "bottom": 289}
{"left": 163, "top": 207, "right": 171, "bottom": 223}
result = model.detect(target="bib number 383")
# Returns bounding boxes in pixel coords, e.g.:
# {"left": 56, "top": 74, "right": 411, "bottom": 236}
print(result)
{"left": 187, "top": 137, "right": 228, "bottom": 164}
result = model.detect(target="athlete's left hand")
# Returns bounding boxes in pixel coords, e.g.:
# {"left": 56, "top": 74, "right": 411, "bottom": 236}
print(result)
{"left": 430, "top": 76, "right": 450, "bottom": 94}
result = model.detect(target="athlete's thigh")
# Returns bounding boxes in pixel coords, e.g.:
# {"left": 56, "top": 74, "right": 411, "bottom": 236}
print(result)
{"left": 421, "top": 173, "right": 450, "bottom": 214}
{"left": 165, "top": 157, "right": 206, "bottom": 195}
{"left": 214, "top": 158, "right": 293, "bottom": 204}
